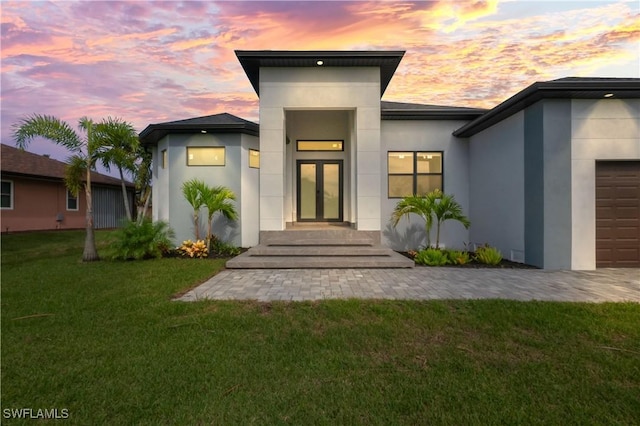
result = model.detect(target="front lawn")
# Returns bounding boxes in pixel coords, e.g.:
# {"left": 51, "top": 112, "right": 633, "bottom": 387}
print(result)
{"left": 2, "top": 231, "right": 639, "bottom": 424}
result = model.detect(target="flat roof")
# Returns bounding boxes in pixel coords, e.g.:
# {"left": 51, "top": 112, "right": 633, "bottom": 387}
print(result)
{"left": 453, "top": 77, "right": 640, "bottom": 137}
{"left": 235, "top": 50, "right": 405, "bottom": 96}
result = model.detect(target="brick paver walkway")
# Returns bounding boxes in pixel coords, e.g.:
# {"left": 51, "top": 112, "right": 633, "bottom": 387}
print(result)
{"left": 177, "top": 268, "right": 639, "bottom": 302}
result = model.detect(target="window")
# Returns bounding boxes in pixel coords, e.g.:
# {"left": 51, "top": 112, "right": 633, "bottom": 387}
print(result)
{"left": 249, "top": 149, "right": 260, "bottom": 168}
{"left": 67, "top": 190, "right": 78, "bottom": 211}
{"left": 297, "top": 140, "right": 343, "bottom": 151}
{"left": 1, "top": 180, "right": 13, "bottom": 209}
{"left": 161, "top": 149, "right": 167, "bottom": 169}
{"left": 388, "top": 151, "right": 443, "bottom": 198}
{"left": 186, "top": 147, "right": 225, "bottom": 166}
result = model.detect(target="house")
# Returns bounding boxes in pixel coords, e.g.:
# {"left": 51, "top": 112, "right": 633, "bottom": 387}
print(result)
{"left": 1, "top": 144, "right": 135, "bottom": 232}
{"left": 140, "top": 50, "right": 640, "bottom": 270}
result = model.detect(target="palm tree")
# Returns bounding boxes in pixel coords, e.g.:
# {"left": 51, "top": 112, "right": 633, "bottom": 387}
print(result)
{"left": 133, "top": 147, "right": 152, "bottom": 223}
{"left": 431, "top": 192, "right": 470, "bottom": 249}
{"left": 390, "top": 191, "right": 441, "bottom": 248}
{"left": 95, "top": 118, "right": 139, "bottom": 221}
{"left": 12, "top": 114, "right": 111, "bottom": 261}
{"left": 201, "top": 185, "right": 238, "bottom": 247}
{"left": 181, "top": 179, "right": 207, "bottom": 240}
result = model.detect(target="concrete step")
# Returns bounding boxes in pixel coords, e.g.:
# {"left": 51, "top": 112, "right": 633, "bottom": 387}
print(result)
{"left": 246, "top": 245, "right": 393, "bottom": 256}
{"left": 225, "top": 250, "right": 414, "bottom": 269}
{"left": 260, "top": 229, "right": 381, "bottom": 246}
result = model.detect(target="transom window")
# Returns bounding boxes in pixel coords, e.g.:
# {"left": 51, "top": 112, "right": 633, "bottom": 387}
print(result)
{"left": 1, "top": 180, "right": 13, "bottom": 209}
{"left": 297, "top": 140, "right": 343, "bottom": 151}
{"left": 249, "top": 149, "right": 260, "bottom": 168}
{"left": 186, "top": 147, "right": 225, "bottom": 166}
{"left": 388, "top": 151, "right": 443, "bottom": 198}
{"left": 67, "top": 190, "right": 78, "bottom": 211}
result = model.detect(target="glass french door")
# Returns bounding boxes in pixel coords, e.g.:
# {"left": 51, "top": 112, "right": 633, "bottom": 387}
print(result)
{"left": 297, "top": 160, "right": 343, "bottom": 222}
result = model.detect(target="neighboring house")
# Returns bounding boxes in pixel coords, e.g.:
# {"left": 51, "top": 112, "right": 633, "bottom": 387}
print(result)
{"left": 1, "top": 144, "right": 135, "bottom": 232}
{"left": 140, "top": 50, "right": 640, "bottom": 270}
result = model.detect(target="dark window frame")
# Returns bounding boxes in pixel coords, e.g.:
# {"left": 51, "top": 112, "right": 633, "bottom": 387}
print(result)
{"left": 67, "top": 189, "right": 79, "bottom": 211}
{"left": 186, "top": 146, "right": 225, "bottom": 167}
{"left": 387, "top": 151, "right": 444, "bottom": 198}
{"left": 296, "top": 140, "right": 345, "bottom": 152}
{"left": 1, "top": 180, "right": 13, "bottom": 209}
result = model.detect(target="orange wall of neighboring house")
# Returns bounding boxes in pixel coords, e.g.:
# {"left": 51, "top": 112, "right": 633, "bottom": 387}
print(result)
{"left": 1, "top": 177, "right": 86, "bottom": 233}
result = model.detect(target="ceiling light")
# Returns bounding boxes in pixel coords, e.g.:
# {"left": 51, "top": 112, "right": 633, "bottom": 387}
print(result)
{"left": 201, "top": 130, "right": 207, "bottom": 133}
{"left": 316, "top": 60, "right": 324, "bottom": 66}
{"left": 603, "top": 93, "right": 614, "bottom": 98}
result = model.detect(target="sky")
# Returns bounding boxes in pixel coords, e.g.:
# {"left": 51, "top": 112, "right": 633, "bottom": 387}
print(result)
{"left": 1, "top": 0, "right": 639, "bottom": 168}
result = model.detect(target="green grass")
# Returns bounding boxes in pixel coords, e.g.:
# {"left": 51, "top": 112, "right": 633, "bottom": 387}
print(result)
{"left": 2, "top": 230, "right": 639, "bottom": 424}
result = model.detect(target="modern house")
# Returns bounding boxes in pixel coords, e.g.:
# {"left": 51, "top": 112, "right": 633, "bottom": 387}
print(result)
{"left": 1, "top": 144, "right": 135, "bottom": 232}
{"left": 140, "top": 50, "right": 640, "bottom": 270}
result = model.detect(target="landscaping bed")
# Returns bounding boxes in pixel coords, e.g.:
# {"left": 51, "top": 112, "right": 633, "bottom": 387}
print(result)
{"left": 399, "top": 251, "right": 538, "bottom": 269}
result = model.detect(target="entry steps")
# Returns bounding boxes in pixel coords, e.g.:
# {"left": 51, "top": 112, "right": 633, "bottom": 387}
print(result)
{"left": 226, "top": 229, "right": 414, "bottom": 269}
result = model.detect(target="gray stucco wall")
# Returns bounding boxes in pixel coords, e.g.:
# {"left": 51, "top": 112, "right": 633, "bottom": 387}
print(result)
{"left": 152, "top": 133, "right": 250, "bottom": 247}
{"left": 381, "top": 119, "right": 471, "bottom": 251}
{"left": 468, "top": 111, "right": 525, "bottom": 262}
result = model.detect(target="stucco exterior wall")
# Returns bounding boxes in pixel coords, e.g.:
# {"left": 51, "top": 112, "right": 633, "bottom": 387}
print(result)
{"left": 380, "top": 119, "right": 471, "bottom": 251}
{"left": 152, "top": 133, "right": 248, "bottom": 247}
{"left": 468, "top": 111, "right": 525, "bottom": 262}
{"left": 1, "top": 177, "right": 85, "bottom": 232}
{"left": 570, "top": 98, "right": 640, "bottom": 269}
{"left": 240, "top": 134, "right": 260, "bottom": 247}
{"left": 259, "top": 67, "right": 381, "bottom": 231}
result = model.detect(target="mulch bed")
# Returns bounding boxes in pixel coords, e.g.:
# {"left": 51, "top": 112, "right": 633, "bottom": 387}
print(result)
{"left": 399, "top": 252, "right": 539, "bottom": 269}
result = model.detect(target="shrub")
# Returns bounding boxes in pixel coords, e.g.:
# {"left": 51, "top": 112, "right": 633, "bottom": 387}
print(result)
{"left": 109, "top": 219, "right": 174, "bottom": 260}
{"left": 474, "top": 244, "right": 503, "bottom": 265}
{"left": 210, "top": 238, "right": 242, "bottom": 257}
{"left": 415, "top": 248, "right": 450, "bottom": 266}
{"left": 177, "top": 239, "right": 209, "bottom": 259}
{"left": 446, "top": 249, "right": 470, "bottom": 265}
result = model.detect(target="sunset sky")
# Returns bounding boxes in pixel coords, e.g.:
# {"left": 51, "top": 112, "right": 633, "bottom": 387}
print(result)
{"left": 1, "top": 0, "right": 639, "bottom": 165}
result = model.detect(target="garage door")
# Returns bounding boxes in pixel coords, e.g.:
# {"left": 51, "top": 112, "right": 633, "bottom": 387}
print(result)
{"left": 596, "top": 161, "right": 640, "bottom": 268}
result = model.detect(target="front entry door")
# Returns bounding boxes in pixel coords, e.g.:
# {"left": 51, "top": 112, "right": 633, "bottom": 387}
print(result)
{"left": 297, "top": 160, "right": 343, "bottom": 222}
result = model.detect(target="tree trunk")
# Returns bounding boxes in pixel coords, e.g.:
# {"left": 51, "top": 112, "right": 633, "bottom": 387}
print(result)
{"left": 118, "top": 166, "right": 132, "bottom": 221}
{"left": 82, "top": 171, "right": 99, "bottom": 262}
{"left": 137, "top": 187, "right": 151, "bottom": 224}
{"left": 435, "top": 221, "right": 441, "bottom": 250}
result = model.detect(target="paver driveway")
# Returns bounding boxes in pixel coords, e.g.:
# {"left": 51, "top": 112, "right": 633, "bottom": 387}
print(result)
{"left": 177, "top": 268, "right": 640, "bottom": 302}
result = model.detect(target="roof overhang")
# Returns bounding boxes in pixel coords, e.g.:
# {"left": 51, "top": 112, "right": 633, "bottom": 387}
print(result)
{"left": 382, "top": 105, "right": 487, "bottom": 121}
{"left": 453, "top": 78, "right": 640, "bottom": 137}
{"left": 139, "top": 122, "right": 259, "bottom": 146}
{"left": 235, "top": 50, "right": 405, "bottom": 97}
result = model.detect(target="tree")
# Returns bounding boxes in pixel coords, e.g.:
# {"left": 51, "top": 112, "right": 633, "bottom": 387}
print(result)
{"left": 12, "top": 114, "right": 117, "bottom": 261}
{"left": 181, "top": 179, "right": 207, "bottom": 240}
{"left": 431, "top": 192, "right": 470, "bottom": 249}
{"left": 200, "top": 185, "right": 238, "bottom": 246}
{"left": 390, "top": 189, "right": 470, "bottom": 249}
{"left": 95, "top": 118, "right": 139, "bottom": 221}
{"left": 133, "top": 147, "right": 152, "bottom": 223}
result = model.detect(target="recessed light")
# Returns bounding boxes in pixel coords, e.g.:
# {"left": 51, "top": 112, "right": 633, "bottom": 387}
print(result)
{"left": 201, "top": 130, "right": 207, "bottom": 133}
{"left": 316, "top": 60, "right": 324, "bottom": 66}
{"left": 603, "top": 93, "right": 614, "bottom": 98}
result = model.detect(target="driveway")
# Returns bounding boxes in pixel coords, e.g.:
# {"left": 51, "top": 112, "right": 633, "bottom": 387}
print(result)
{"left": 177, "top": 268, "right": 640, "bottom": 302}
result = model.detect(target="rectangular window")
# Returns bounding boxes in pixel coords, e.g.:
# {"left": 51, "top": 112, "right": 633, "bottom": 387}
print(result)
{"left": 161, "top": 149, "right": 167, "bottom": 169}
{"left": 1, "top": 180, "right": 13, "bottom": 209}
{"left": 388, "top": 151, "right": 443, "bottom": 198}
{"left": 297, "top": 140, "right": 343, "bottom": 151}
{"left": 186, "top": 147, "right": 225, "bottom": 166}
{"left": 67, "top": 190, "right": 78, "bottom": 211}
{"left": 249, "top": 149, "right": 260, "bottom": 168}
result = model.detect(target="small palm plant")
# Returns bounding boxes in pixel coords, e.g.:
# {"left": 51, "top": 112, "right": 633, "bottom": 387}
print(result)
{"left": 391, "top": 189, "right": 470, "bottom": 249}
{"left": 181, "top": 179, "right": 207, "bottom": 240}
{"left": 431, "top": 191, "right": 471, "bottom": 249}
{"left": 200, "top": 185, "right": 238, "bottom": 249}
{"left": 390, "top": 190, "right": 441, "bottom": 248}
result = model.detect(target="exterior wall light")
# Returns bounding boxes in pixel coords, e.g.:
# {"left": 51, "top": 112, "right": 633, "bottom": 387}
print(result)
{"left": 603, "top": 93, "right": 614, "bottom": 98}
{"left": 201, "top": 130, "right": 207, "bottom": 133}
{"left": 316, "top": 60, "right": 324, "bottom": 66}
